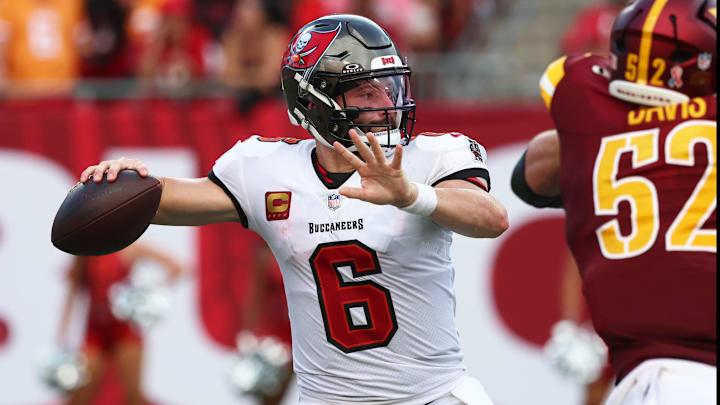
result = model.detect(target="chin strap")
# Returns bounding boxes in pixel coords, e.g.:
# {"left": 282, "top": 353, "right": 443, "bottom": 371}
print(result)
{"left": 347, "top": 127, "right": 403, "bottom": 153}
{"left": 609, "top": 80, "right": 690, "bottom": 107}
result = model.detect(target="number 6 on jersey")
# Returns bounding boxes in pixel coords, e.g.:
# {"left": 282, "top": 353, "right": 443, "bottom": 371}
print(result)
{"left": 310, "top": 240, "right": 398, "bottom": 353}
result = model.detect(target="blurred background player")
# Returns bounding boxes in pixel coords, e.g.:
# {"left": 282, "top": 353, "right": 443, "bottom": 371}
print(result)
{"left": 57, "top": 242, "right": 183, "bottom": 405}
{"left": 513, "top": 1, "right": 716, "bottom": 404}
{"left": 235, "top": 236, "right": 293, "bottom": 405}
{"left": 549, "top": 252, "right": 613, "bottom": 405}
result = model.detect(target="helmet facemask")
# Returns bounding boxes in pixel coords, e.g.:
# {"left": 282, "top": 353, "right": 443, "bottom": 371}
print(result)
{"left": 319, "top": 70, "right": 415, "bottom": 152}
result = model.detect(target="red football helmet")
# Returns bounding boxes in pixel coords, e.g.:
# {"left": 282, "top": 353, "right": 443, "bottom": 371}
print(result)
{"left": 609, "top": 0, "right": 716, "bottom": 106}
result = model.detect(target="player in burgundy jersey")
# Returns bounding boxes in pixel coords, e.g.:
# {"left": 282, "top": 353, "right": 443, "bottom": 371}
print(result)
{"left": 58, "top": 243, "right": 182, "bottom": 405}
{"left": 512, "top": 0, "right": 716, "bottom": 404}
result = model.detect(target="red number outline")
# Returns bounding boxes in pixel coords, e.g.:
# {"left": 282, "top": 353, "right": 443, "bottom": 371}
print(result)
{"left": 309, "top": 240, "right": 398, "bottom": 353}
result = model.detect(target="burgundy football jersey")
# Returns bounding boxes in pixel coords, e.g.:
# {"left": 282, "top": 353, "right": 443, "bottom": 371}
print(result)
{"left": 541, "top": 54, "right": 716, "bottom": 381}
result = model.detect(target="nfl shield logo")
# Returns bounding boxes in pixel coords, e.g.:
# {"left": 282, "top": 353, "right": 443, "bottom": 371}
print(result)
{"left": 328, "top": 193, "right": 342, "bottom": 211}
{"left": 698, "top": 52, "right": 712, "bottom": 71}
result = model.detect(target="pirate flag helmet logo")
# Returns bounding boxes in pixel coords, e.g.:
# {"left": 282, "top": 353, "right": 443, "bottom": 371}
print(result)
{"left": 283, "top": 24, "right": 341, "bottom": 68}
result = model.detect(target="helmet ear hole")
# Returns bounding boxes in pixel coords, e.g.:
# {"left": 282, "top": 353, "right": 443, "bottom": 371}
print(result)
{"left": 612, "top": 35, "right": 627, "bottom": 54}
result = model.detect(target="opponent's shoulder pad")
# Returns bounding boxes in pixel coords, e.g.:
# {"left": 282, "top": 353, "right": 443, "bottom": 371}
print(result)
{"left": 539, "top": 53, "right": 608, "bottom": 110}
{"left": 410, "top": 131, "right": 473, "bottom": 152}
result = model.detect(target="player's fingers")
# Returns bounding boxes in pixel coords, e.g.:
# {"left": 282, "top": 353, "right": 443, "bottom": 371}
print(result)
{"left": 106, "top": 158, "right": 133, "bottom": 182}
{"left": 333, "top": 141, "right": 365, "bottom": 170}
{"left": 92, "top": 161, "right": 110, "bottom": 182}
{"left": 390, "top": 144, "right": 403, "bottom": 170}
{"left": 366, "top": 132, "right": 387, "bottom": 165}
{"left": 105, "top": 161, "right": 124, "bottom": 182}
{"left": 338, "top": 186, "right": 365, "bottom": 201}
{"left": 349, "top": 129, "right": 376, "bottom": 166}
{"left": 106, "top": 158, "right": 148, "bottom": 181}
{"left": 133, "top": 161, "right": 149, "bottom": 177}
{"left": 80, "top": 166, "right": 98, "bottom": 183}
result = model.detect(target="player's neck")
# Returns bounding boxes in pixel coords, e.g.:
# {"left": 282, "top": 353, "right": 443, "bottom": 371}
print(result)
{"left": 315, "top": 142, "right": 355, "bottom": 173}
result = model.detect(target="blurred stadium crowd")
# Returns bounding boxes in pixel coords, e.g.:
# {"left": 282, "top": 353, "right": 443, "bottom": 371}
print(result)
{"left": 0, "top": 0, "right": 513, "bottom": 104}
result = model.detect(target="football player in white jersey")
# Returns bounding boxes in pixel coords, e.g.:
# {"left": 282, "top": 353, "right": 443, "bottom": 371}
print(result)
{"left": 80, "top": 15, "right": 508, "bottom": 405}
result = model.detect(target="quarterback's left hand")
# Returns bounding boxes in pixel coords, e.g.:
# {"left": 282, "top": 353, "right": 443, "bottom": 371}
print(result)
{"left": 333, "top": 130, "right": 417, "bottom": 208}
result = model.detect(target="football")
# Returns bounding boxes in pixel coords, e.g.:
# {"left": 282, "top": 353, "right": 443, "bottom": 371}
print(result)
{"left": 51, "top": 170, "right": 163, "bottom": 256}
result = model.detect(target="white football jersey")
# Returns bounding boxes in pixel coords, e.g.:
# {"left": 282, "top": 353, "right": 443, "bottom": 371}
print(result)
{"left": 211, "top": 133, "right": 490, "bottom": 404}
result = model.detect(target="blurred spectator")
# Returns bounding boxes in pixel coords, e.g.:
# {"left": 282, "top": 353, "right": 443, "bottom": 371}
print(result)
{"left": 344, "top": 0, "right": 442, "bottom": 53}
{"left": 58, "top": 242, "right": 183, "bottom": 405}
{"left": 81, "top": 0, "right": 132, "bottom": 78}
{"left": 396, "top": 0, "right": 442, "bottom": 52}
{"left": 561, "top": 0, "right": 625, "bottom": 56}
{"left": 221, "top": 0, "right": 290, "bottom": 115}
{"left": 0, "top": 0, "right": 90, "bottom": 97}
{"left": 441, "top": 0, "right": 506, "bottom": 51}
{"left": 440, "top": 0, "right": 475, "bottom": 50}
{"left": 136, "top": 0, "right": 212, "bottom": 97}
{"left": 194, "top": 0, "right": 235, "bottom": 40}
{"left": 290, "top": 0, "right": 442, "bottom": 53}
{"left": 126, "top": 0, "right": 163, "bottom": 45}
{"left": 289, "top": 0, "right": 343, "bottom": 33}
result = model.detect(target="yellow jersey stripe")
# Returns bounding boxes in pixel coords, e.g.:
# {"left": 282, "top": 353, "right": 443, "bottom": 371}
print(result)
{"left": 638, "top": 0, "right": 669, "bottom": 84}
{"left": 539, "top": 56, "right": 567, "bottom": 109}
{"left": 708, "top": 7, "right": 716, "bottom": 18}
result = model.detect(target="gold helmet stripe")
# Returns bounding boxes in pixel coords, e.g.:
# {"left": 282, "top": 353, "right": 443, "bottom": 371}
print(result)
{"left": 638, "top": 0, "right": 670, "bottom": 84}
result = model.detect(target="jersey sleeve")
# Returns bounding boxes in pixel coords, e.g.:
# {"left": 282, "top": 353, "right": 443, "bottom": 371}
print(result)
{"left": 417, "top": 133, "right": 491, "bottom": 191}
{"left": 208, "top": 140, "right": 250, "bottom": 228}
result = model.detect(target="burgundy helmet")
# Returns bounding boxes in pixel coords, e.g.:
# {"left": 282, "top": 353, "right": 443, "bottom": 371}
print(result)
{"left": 609, "top": 0, "right": 716, "bottom": 106}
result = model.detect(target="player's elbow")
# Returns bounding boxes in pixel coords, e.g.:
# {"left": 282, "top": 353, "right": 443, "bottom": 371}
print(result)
{"left": 485, "top": 205, "right": 510, "bottom": 238}
{"left": 467, "top": 203, "right": 509, "bottom": 238}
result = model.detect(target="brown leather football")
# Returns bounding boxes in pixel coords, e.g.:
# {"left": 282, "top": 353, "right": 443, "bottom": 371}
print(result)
{"left": 51, "top": 170, "right": 163, "bottom": 256}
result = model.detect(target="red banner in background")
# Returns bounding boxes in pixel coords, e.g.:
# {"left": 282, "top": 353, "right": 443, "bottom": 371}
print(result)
{"left": 0, "top": 98, "right": 553, "bottom": 350}
{"left": 0, "top": 98, "right": 553, "bottom": 171}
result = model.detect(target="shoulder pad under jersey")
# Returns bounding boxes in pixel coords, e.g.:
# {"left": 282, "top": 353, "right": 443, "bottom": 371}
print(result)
{"left": 539, "top": 53, "right": 611, "bottom": 110}
{"left": 237, "top": 136, "right": 306, "bottom": 158}
{"left": 410, "top": 132, "right": 474, "bottom": 152}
